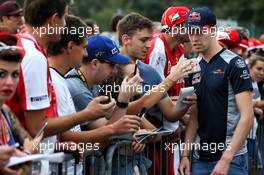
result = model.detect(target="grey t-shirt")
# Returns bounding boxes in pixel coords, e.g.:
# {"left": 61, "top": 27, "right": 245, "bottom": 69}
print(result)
{"left": 65, "top": 68, "right": 100, "bottom": 112}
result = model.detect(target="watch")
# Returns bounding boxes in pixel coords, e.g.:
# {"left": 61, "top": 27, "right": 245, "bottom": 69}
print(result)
{"left": 116, "top": 101, "right": 128, "bottom": 108}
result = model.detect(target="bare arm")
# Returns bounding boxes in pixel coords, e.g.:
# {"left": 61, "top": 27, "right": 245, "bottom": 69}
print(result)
{"left": 24, "top": 96, "right": 116, "bottom": 138}
{"left": 158, "top": 97, "right": 193, "bottom": 122}
{"left": 182, "top": 104, "right": 198, "bottom": 157}
{"left": 24, "top": 109, "right": 95, "bottom": 137}
{"left": 179, "top": 105, "right": 198, "bottom": 175}
{"left": 253, "top": 100, "right": 264, "bottom": 109}
{"left": 127, "top": 60, "right": 193, "bottom": 115}
{"left": 60, "top": 115, "right": 141, "bottom": 144}
{"left": 60, "top": 125, "right": 115, "bottom": 145}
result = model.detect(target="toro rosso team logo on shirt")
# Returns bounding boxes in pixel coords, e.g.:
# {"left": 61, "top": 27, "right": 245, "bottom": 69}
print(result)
{"left": 213, "top": 69, "right": 225, "bottom": 74}
{"left": 235, "top": 59, "right": 246, "bottom": 68}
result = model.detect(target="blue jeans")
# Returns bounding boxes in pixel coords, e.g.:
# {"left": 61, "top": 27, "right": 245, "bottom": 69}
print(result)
{"left": 191, "top": 153, "right": 248, "bottom": 175}
{"left": 247, "top": 138, "right": 263, "bottom": 168}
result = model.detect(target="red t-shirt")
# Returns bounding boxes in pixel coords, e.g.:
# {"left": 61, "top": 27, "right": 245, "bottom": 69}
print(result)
{"left": 144, "top": 33, "right": 185, "bottom": 97}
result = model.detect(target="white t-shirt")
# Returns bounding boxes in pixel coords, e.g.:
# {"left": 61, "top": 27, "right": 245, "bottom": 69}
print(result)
{"left": 8, "top": 33, "right": 57, "bottom": 175}
{"left": 50, "top": 68, "right": 81, "bottom": 132}
{"left": 50, "top": 68, "right": 82, "bottom": 175}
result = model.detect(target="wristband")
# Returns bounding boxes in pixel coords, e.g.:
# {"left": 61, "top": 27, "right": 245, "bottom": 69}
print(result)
{"left": 167, "top": 76, "right": 176, "bottom": 83}
{"left": 116, "top": 101, "right": 128, "bottom": 108}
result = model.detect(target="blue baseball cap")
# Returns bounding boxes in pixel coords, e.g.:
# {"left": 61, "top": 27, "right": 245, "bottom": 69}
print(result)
{"left": 184, "top": 7, "right": 216, "bottom": 29}
{"left": 84, "top": 34, "right": 129, "bottom": 64}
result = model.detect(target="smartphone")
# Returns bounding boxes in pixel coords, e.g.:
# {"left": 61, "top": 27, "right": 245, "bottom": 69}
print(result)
{"left": 133, "top": 64, "right": 138, "bottom": 76}
{"left": 188, "top": 58, "right": 201, "bottom": 74}
{"left": 108, "top": 92, "right": 112, "bottom": 102}
{"left": 101, "top": 92, "right": 112, "bottom": 104}
{"left": 34, "top": 122, "right": 48, "bottom": 139}
{"left": 138, "top": 107, "right": 146, "bottom": 118}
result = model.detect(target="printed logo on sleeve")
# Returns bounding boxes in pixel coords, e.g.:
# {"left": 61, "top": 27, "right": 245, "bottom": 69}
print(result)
{"left": 235, "top": 59, "right": 246, "bottom": 68}
{"left": 240, "top": 70, "right": 250, "bottom": 80}
{"left": 30, "top": 95, "right": 48, "bottom": 102}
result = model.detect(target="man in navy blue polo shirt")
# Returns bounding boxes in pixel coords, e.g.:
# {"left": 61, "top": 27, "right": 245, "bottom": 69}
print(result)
{"left": 179, "top": 7, "right": 254, "bottom": 175}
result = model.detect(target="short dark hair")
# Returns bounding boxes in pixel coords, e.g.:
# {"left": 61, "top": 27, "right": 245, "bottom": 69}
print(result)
{"left": 110, "top": 14, "right": 124, "bottom": 32}
{"left": 24, "top": 0, "right": 71, "bottom": 27}
{"left": 0, "top": 49, "right": 22, "bottom": 63}
{"left": 117, "top": 12, "right": 153, "bottom": 46}
{"left": 47, "top": 15, "right": 87, "bottom": 56}
{"left": 84, "top": 19, "right": 96, "bottom": 36}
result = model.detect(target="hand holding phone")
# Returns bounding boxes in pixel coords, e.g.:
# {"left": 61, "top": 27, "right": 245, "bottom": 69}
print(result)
{"left": 133, "top": 64, "right": 138, "bottom": 76}
{"left": 101, "top": 92, "right": 112, "bottom": 104}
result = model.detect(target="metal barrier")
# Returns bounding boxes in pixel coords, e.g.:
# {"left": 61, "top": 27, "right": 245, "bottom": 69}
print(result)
{"left": 250, "top": 119, "right": 264, "bottom": 175}
{"left": 31, "top": 152, "right": 78, "bottom": 175}
{"left": 81, "top": 127, "right": 264, "bottom": 175}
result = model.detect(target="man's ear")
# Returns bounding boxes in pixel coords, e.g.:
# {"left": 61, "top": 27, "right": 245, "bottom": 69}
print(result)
{"left": 1, "top": 16, "right": 9, "bottom": 23}
{"left": 121, "top": 34, "right": 130, "bottom": 45}
{"left": 210, "top": 26, "right": 217, "bottom": 37}
{"left": 65, "top": 41, "right": 75, "bottom": 54}
{"left": 49, "top": 12, "right": 60, "bottom": 28}
{"left": 91, "top": 59, "right": 100, "bottom": 69}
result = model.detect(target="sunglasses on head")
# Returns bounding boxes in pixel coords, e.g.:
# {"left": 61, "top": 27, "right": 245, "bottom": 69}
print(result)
{"left": 0, "top": 42, "right": 22, "bottom": 51}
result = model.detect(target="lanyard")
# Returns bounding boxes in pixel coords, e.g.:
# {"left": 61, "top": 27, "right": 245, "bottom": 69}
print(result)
{"left": 0, "top": 112, "right": 8, "bottom": 144}
{"left": 0, "top": 110, "right": 15, "bottom": 145}
{"left": 76, "top": 68, "right": 89, "bottom": 88}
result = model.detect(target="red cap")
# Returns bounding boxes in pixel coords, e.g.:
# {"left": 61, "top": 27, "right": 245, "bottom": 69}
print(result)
{"left": 248, "top": 38, "right": 264, "bottom": 51}
{"left": 161, "top": 6, "right": 189, "bottom": 28}
{"left": 217, "top": 29, "right": 241, "bottom": 49}
{"left": 0, "top": 1, "right": 23, "bottom": 18}
{"left": 259, "top": 34, "right": 264, "bottom": 44}
{"left": 238, "top": 39, "right": 248, "bottom": 50}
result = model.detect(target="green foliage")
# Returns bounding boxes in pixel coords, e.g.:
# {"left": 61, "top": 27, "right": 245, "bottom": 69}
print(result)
{"left": 7, "top": 0, "right": 264, "bottom": 36}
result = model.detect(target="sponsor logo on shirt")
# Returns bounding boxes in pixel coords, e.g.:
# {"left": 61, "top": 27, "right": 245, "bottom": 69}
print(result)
{"left": 235, "top": 59, "right": 246, "bottom": 68}
{"left": 240, "top": 69, "right": 250, "bottom": 80}
{"left": 30, "top": 95, "right": 48, "bottom": 102}
{"left": 213, "top": 69, "right": 225, "bottom": 74}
